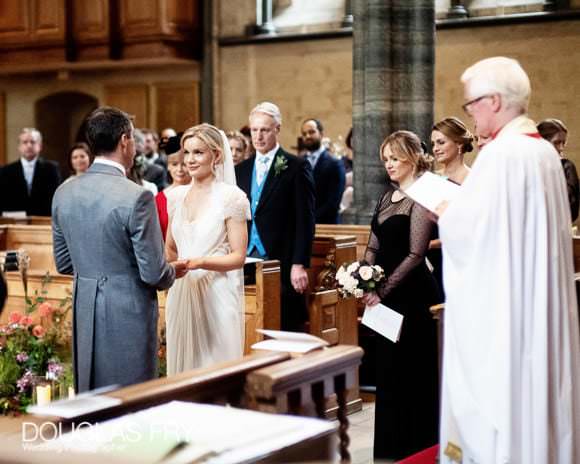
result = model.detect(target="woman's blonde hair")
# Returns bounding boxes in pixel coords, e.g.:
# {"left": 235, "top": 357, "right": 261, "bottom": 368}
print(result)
{"left": 181, "top": 123, "right": 224, "bottom": 172}
{"left": 380, "top": 130, "right": 432, "bottom": 176}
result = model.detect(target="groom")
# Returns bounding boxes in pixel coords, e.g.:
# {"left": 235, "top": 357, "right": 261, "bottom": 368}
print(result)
{"left": 52, "top": 107, "right": 187, "bottom": 393}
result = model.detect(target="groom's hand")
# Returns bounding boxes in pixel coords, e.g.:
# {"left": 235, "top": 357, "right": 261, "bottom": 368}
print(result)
{"left": 171, "top": 260, "right": 188, "bottom": 279}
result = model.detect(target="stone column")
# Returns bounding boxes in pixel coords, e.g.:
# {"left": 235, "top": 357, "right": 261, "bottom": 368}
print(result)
{"left": 346, "top": 0, "right": 435, "bottom": 225}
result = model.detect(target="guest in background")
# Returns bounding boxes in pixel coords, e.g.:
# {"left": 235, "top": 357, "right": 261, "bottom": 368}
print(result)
{"left": 428, "top": 117, "right": 474, "bottom": 298}
{"left": 133, "top": 128, "right": 162, "bottom": 194}
{"left": 155, "top": 133, "right": 191, "bottom": 239}
{"left": 236, "top": 102, "right": 315, "bottom": 332}
{"left": 0, "top": 128, "right": 61, "bottom": 216}
{"left": 538, "top": 118, "right": 579, "bottom": 222}
{"left": 226, "top": 131, "right": 249, "bottom": 165}
{"left": 301, "top": 118, "right": 346, "bottom": 224}
{"left": 239, "top": 125, "right": 255, "bottom": 158}
{"left": 343, "top": 127, "right": 354, "bottom": 172}
{"left": 431, "top": 116, "right": 473, "bottom": 185}
{"left": 362, "top": 131, "right": 440, "bottom": 460}
{"left": 141, "top": 128, "right": 168, "bottom": 190}
{"left": 159, "top": 127, "right": 177, "bottom": 153}
{"left": 64, "top": 142, "right": 93, "bottom": 183}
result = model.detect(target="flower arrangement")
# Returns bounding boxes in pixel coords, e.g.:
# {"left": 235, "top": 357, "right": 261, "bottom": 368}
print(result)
{"left": 0, "top": 273, "right": 73, "bottom": 415}
{"left": 335, "top": 261, "right": 386, "bottom": 299}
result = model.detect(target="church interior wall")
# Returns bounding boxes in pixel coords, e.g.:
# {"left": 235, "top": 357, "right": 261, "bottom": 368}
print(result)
{"left": 217, "top": 17, "right": 580, "bottom": 167}
{"left": 0, "top": 64, "right": 200, "bottom": 164}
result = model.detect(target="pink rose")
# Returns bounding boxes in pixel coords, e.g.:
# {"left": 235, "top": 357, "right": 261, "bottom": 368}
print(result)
{"left": 20, "top": 316, "right": 33, "bottom": 326}
{"left": 32, "top": 325, "right": 45, "bottom": 338}
{"left": 38, "top": 302, "right": 54, "bottom": 317}
{"left": 359, "top": 266, "right": 373, "bottom": 281}
{"left": 9, "top": 311, "right": 23, "bottom": 324}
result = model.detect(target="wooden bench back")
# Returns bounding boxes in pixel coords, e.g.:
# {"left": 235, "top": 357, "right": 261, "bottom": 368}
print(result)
{"left": 316, "top": 224, "right": 370, "bottom": 262}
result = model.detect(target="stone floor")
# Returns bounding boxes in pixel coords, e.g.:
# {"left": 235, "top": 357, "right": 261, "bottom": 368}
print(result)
{"left": 347, "top": 397, "right": 395, "bottom": 464}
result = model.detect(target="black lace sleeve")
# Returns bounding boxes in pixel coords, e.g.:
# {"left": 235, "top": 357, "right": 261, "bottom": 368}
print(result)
{"left": 377, "top": 203, "right": 433, "bottom": 298}
{"left": 364, "top": 193, "right": 387, "bottom": 266}
{"left": 562, "top": 158, "right": 580, "bottom": 222}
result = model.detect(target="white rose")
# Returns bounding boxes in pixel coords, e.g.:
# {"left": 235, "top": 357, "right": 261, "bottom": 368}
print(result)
{"left": 347, "top": 262, "right": 359, "bottom": 273}
{"left": 354, "top": 289, "right": 364, "bottom": 298}
{"left": 359, "top": 266, "right": 373, "bottom": 281}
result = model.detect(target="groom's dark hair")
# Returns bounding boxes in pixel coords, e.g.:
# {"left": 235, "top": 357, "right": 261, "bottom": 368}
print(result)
{"left": 85, "top": 106, "right": 133, "bottom": 156}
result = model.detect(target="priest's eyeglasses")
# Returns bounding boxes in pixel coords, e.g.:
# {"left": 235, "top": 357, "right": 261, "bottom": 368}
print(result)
{"left": 462, "top": 94, "right": 493, "bottom": 115}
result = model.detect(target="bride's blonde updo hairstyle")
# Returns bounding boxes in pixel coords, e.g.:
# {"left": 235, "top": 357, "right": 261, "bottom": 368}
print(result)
{"left": 380, "top": 130, "right": 432, "bottom": 177}
{"left": 181, "top": 123, "right": 225, "bottom": 174}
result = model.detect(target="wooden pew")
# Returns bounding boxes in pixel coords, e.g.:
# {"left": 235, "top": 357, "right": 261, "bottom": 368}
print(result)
{"left": 316, "top": 224, "right": 371, "bottom": 261}
{"left": 3, "top": 347, "right": 361, "bottom": 462}
{"left": 0, "top": 225, "right": 282, "bottom": 352}
{"left": 246, "top": 344, "right": 364, "bottom": 462}
{"left": 307, "top": 234, "right": 362, "bottom": 416}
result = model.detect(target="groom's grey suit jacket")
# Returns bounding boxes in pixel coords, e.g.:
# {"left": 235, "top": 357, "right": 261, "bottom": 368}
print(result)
{"left": 52, "top": 162, "right": 175, "bottom": 393}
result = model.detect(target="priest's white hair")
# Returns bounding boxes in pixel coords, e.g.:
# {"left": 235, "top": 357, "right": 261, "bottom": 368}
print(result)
{"left": 250, "top": 101, "right": 282, "bottom": 126}
{"left": 461, "top": 56, "right": 531, "bottom": 112}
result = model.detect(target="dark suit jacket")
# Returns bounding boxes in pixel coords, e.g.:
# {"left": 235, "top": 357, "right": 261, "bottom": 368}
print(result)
{"left": 0, "top": 157, "right": 61, "bottom": 216}
{"left": 312, "top": 150, "right": 346, "bottom": 224}
{"left": 236, "top": 147, "right": 316, "bottom": 276}
{"left": 143, "top": 162, "right": 167, "bottom": 192}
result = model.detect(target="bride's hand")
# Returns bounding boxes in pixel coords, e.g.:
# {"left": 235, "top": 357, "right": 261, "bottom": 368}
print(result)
{"left": 186, "top": 258, "right": 205, "bottom": 270}
{"left": 171, "top": 260, "right": 189, "bottom": 278}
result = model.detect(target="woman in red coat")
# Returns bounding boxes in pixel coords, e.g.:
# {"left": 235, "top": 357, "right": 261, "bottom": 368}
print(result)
{"left": 155, "top": 133, "right": 191, "bottom": 239}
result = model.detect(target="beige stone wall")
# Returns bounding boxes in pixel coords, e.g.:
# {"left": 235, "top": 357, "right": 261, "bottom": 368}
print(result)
{"left": 435, "top": 20, "right": 580, "bottom": 167}
{"left": 217, "top": 18, "right": 580, "bottom": 168}
{"left": 217, "top": 38, "right": 353, "bottom": 151}
{"left": 0, "top": 65, "right": 200, "bottom": 163}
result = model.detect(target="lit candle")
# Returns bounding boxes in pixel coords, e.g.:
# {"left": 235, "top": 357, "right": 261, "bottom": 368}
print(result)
{"left": 36, "top": 385, "right": 51, "bottom": 406}
{"left": 68, "top": 386, "right": 75, "bottom": 399}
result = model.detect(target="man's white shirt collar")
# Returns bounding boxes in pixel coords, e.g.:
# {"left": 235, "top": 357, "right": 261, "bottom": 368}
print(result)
{"left": 20, "top": 156, "right": 38, "bottom": 168}
{"left": 94, "top": 157, "right": 126, "bottom": 176}
{"left": 306, "top": 146, "right": 325, "bottom": 167}
{"left": 256, "top": 144, "right": 280, "bottom": 161}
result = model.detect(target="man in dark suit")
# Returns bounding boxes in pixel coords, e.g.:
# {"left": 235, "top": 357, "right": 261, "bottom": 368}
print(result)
{"left": 301, "top": 119, "right": 346, "bottom": 224}
{"left": 0, "top": 128, "right": 61, "bottom": 216}
{"left": 236, "top": 102, "right": 316, "bottom": 331}
{"left": 135, "top": 128, "right": 166, "bottom": 191}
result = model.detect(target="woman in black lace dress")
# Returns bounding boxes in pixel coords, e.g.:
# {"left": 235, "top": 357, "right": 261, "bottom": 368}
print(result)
{"left": 362, "top": 131, "right": 440, "bottom": 460}
{"left": 537, "top": 118, "right": 580, "bottom": 223}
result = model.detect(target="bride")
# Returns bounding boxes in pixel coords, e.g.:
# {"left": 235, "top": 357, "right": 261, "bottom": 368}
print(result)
{"left": 164, "top": 123, "right": 250, "bottom": 375}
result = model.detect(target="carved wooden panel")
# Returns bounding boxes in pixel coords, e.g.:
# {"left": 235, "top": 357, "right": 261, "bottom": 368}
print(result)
{"left": 72, "top": 0, "right": 110, "bottom": 59}
{"left": 155, "top": 82, "right": 200, "bottom": 132}
{"left": 118, "top": 0, "right": 201, "bottom": 58}
{"left": 0, "top": 93, "right": 5, "bottom": 166}
{"left": 0, "top": 1, "right": 30, "bottom": 44}
{"left": 33, "top": 0, "right": 65, "bottom": 40}
{"left": 0, "top": 0, "right": 66, "bottom": 63}
{"left": 73, "top": 0, "right": 109, "bottom": 41}
{"left": 104, "top": 84, "right": 149, "bottom": 128}
{"left": 120, "top": 0, "right": 161, "bottom": 36}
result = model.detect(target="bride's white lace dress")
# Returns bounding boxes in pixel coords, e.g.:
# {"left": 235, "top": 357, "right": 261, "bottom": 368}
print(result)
{"left": 165, "top": 182, "right": 250, "bottom": 375}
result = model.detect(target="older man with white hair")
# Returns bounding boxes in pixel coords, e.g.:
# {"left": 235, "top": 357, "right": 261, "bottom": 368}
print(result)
{"left": 236, "top": 102, "right": 315, "bottom": 332}
{"left": 438, "top": 57, "right": 580, "bottom": 463}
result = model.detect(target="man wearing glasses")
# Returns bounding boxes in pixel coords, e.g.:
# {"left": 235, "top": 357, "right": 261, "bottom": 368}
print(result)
{"left": 438, "top": 57, "right": 580, "bottom": 464}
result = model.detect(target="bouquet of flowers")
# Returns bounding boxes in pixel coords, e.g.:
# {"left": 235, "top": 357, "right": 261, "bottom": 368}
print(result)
{"left": 335, "top": 261, "right": 386, "bottom": 298}
{"left": 0, "top": 273, "right": 73, "bottom": 415}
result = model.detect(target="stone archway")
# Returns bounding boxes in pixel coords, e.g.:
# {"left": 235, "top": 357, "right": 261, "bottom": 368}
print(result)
{"left": 35, "top": 92, "right": 98, "bottom": 176}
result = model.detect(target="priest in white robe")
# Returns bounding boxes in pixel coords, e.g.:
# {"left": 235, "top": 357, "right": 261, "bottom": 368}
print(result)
{"left": 439, "top": 56, "right": 580, "bottom": 464}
